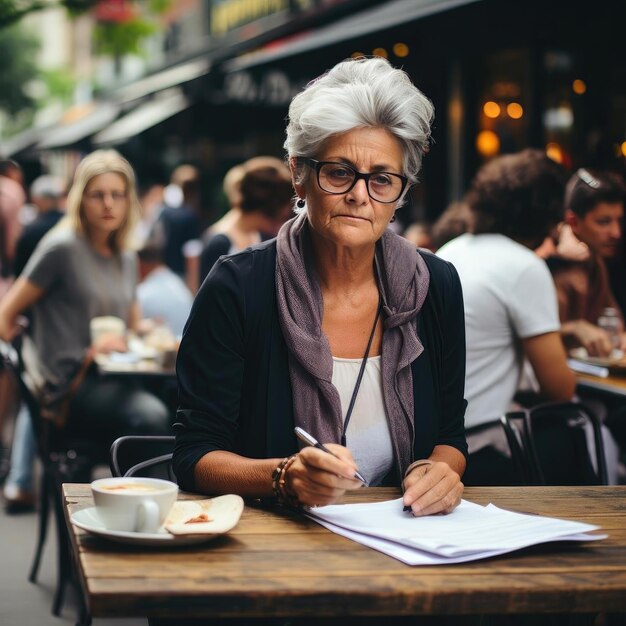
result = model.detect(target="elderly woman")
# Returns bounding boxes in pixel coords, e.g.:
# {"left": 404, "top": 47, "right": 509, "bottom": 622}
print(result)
{"left": 174, "top": 58, "right": 467, "bottom": 515}
{"left": 0, "top": 150, "right": 170, "bottom": 445}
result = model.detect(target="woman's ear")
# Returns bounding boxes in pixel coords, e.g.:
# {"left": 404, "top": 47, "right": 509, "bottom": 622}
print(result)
{"left": 290, "top": 160, "right": 307, "bottom": 203}
{"left": 289, "top": 157, "right": 306, "bottom": 189}
{"left": 565, "top": 208, "right": 579, "bottom": 231}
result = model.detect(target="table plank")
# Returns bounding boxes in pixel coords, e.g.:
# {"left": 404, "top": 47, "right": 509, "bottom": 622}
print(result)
{"left": 576, "top": 372, "right": 626, "bottom": 397}
{"left": 63, "top": 485, "right": 626, "bottom": 619}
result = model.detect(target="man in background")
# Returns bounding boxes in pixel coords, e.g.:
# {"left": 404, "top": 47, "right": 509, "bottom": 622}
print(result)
{"left": 548, "top": 168, "right": 626, "bottom": 357}
{"left": 150, "top": 165, "right": 203, "bottom": 277}
{"left": 137, "top": 242, "right": 193, "bottom": 338}
{"left": 438, "top": 149, "right": 575, "bottom": 485}
{"left": 14, "top": 175, "right": 66, "bottom": 276}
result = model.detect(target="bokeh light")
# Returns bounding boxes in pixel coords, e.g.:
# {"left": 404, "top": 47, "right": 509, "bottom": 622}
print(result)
{"left": 476, "top": 130, "right": 500, "bottom": 157}
{"left": 372, "top": 48, "right": 388, "bottom": 58}
{"left": 393, "top": 43, "right": 409, "bottom": 57}
{"left": 546, "top": 142, "right": 564, "bottom": 163}
{"left": 572, "top": 79, "right": 587, "bottom": 95}
{"left": 507, "top": 102, "right": 523, "bottom": 119}
{"left": 483, "top": 101, "right": 501, "bottom": 119}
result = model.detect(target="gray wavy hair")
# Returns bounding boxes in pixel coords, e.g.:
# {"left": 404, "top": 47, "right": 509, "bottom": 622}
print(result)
{"left": 284, "top": 57, "right": 434, "bottom": 186}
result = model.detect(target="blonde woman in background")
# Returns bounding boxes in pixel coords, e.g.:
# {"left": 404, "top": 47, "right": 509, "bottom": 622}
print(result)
{"left": 0, "top": 150, "right": 170, "bottom": 509}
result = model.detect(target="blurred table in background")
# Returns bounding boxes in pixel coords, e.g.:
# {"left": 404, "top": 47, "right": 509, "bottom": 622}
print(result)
{"left": 575, "top": 373, "right": 626, "bottom": 399}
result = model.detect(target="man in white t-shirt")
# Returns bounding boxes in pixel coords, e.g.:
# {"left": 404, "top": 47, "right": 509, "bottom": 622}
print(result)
{"left": 438, "top": 149, "right": 575, "bottom": 485}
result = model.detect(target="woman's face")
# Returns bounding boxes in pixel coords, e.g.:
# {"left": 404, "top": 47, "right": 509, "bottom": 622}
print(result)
{"left": 296, "top": 127, "right": 405, "bottom": 251}
{"left": 82, "top": 172, "right": 128, "bottom": 239}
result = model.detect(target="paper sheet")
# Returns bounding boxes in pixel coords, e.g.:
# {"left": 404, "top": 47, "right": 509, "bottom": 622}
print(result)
{"left": 306, "top": 498, "right": 606, "bottom": 565}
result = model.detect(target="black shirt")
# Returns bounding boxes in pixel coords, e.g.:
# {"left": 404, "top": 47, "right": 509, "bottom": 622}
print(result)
{"left": 173, "top": 239, "right": 467, "bottom": 492}
{"left": 14, "top": 209, "right": 64, "bottom": 276}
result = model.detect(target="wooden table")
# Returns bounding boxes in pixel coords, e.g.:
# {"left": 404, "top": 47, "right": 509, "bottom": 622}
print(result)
{"left": 576, "top": 372, "right": 626, "bottom": 398}
{"left": 95, "top": 355, "right": 175, "bottom": 379}
{"left": 63, "top": 485, "right": 626, "bottom": 621}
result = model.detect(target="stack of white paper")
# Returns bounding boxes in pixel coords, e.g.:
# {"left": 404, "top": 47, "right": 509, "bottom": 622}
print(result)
{"left": 567, "top": 358, "right": 609, "bottom": 378}
{"left": 306, "top": 498, "right": 606, "bottom": 565}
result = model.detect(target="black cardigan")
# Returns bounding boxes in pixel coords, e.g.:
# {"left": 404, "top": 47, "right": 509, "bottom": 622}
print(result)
{"left": 173, "top": 239, "right": 467, "bottom": 491}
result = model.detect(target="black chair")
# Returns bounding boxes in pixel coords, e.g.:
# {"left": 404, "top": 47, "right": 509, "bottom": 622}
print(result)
{"left": 1, "top": 337, "right": 107, "bottom": 623}
{"left": 464, "top": 418, "right": 531, "bottom": 486}
{"left": 524, "top": 401, "right": 609, "bottom": 486}
{"left": 109, "top": 435, "right": 175, "bottom": 479}
{"left": 498, "top": 411, "right": 537, "bottom": 484}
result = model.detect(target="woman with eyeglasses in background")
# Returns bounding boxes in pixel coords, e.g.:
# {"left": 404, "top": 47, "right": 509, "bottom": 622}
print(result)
{"left": 0, "top": 150, "right": 171, "bottom": 504}
{"left": 174, "top": 57, "right": 467, "bottom": 515}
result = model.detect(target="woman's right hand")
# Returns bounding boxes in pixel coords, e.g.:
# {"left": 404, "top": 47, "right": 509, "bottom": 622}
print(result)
{"left": 0, "top": 317, "right": 20, "bottom": 342}
{"left": 572, "top": 320, "right": 613, "bottom": 357}
{"left": 285, "top": 443, "right": 363, "bottom": 507}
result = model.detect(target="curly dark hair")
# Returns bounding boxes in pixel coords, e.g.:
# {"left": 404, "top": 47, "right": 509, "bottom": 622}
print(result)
{"left": 466, "top": 149, "right": 567, "bottom": 244}
{"left": 240, "top": 165, "right": 293, "bottom": 218}
{"left": 564, "top": 168, "right": 625, "bottom": 217}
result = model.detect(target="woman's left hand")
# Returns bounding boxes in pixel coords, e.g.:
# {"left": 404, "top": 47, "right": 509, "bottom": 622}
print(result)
{"left": 402, "top": 460, "right": 463, "bottom": 516}
{"left": 92, "top": 332, "right": 127, "bottom": 354}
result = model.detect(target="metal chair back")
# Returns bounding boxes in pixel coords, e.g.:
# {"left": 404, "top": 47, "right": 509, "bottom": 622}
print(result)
{"left": 109, "top": 435, "right": 175, "bottom": 480}
{"left": 524, "top": 401, "right": 609, "bottom": 486}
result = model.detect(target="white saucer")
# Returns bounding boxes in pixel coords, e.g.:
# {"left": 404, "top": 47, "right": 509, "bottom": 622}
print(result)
{"left": 71, "top": 507, "right": 222, "bottom": 547}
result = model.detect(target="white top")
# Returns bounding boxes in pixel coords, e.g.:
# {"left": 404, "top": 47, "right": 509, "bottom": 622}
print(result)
{"left": 331, "top": 355, "right": 393, "bottom": 486}
{"left": 437, "top": 233, "right": 560, "bottom": 430}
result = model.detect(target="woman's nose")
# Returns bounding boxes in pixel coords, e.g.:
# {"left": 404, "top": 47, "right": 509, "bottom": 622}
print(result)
{"left": 346, "top": 178, "right": 369, "bottom": 203}
{"left": 103, "top": 193, "right": 115, "bottom": 209}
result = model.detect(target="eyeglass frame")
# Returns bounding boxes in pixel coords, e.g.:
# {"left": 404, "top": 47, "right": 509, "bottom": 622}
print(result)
{"left": 297, "top": 157, "right": 409, "bottom": 204}
{"left": 576, "top": 168, "right": 601, "bottom": 189}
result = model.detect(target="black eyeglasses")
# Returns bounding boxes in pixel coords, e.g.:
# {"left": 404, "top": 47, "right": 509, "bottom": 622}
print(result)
{"left": 298, "top": 157, "right": 408, "bottom": 204}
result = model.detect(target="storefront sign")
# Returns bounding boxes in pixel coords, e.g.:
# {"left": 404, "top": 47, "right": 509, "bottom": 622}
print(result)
{"left": 210, "top": 0, "right": 351, "bottom": 36}
{"left": 211, "top": 0, "right": 291, "bottom": 35}
{"left": 222, "top": 70, "right": 305, "bottom": 104}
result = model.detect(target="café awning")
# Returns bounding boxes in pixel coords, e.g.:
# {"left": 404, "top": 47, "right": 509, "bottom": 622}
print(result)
{"left": 38, "top": 101, "right": 120, "bottom": 150}
{"left": 92, "top": 89, "right": 190, "bottom": 146}
{"left": 224, "top": 0, "right": 483, "bottom": 72}
{"left": 1, "top": 126, "right": 48, "bottom": 157}
{"left": 114, "top": 57, "right": 210, "bottom": 103}
{"left": 35, "top": 56, "right": 209, "bottom": 150}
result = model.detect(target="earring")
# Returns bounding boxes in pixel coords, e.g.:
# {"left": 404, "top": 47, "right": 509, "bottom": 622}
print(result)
{"left": 296, "top": 198, "right": 305, "bottom": 209}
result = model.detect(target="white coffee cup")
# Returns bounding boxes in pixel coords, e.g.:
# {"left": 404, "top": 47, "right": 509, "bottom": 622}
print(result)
{"left": 91, "top": 477, "right": 178, "bottom": 533}
{"left": 90, "top": 316, "right": 126, "bottom": 344}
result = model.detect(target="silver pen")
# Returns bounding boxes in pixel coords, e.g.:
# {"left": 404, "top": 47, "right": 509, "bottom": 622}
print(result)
{"left": 294, "top": 426, "right": 368, "bottom": 485}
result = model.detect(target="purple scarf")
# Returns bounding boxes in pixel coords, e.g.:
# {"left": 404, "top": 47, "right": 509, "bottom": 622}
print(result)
{"left": 275, "top": 212, "right": 430, "bottom": 477}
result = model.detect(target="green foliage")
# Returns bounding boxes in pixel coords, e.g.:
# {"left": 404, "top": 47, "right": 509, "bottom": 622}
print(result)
{"left": 41, "top": 67, "right": 75, "bottom": 104}
{"left": 93, "top": 17, "right": 156, "bottom": 57}
{"left": 0, "top": 22, "right": 39, "bottom": 115}
{"left": 147, "top": 0, "right": 171, "bottom": 15}
{"left": 91, "top": 0, "right": 172, "bottom": 58}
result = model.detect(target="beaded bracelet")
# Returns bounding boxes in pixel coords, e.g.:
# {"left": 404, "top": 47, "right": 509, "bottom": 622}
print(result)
{"left": 271, "top": 454, "right": 300, "bottom": 507}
